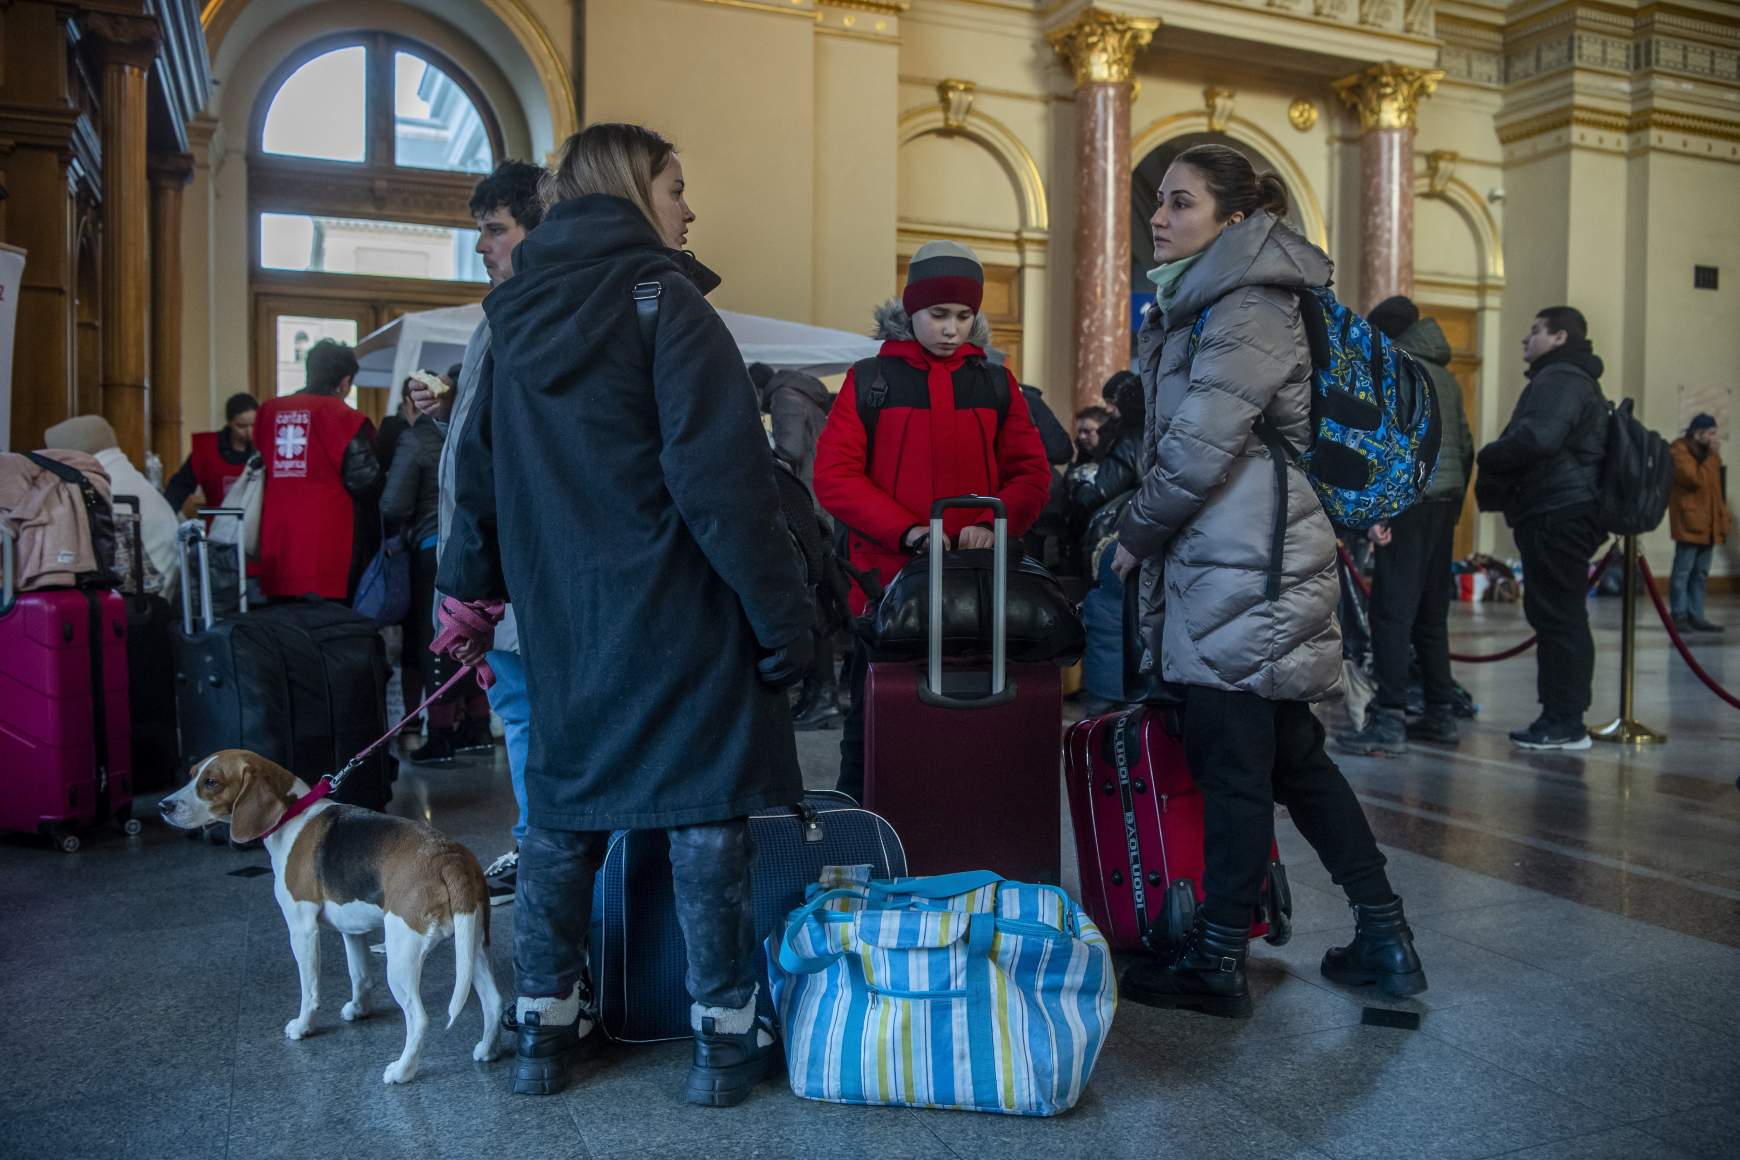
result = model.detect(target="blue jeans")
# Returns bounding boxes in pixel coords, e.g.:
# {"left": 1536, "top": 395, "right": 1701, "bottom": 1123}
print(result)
{"left": 486, "top": 649, "right": 532, "bottom": 844}
{"left": 1670, "top": 542, "right": 1714, "bottom": 622}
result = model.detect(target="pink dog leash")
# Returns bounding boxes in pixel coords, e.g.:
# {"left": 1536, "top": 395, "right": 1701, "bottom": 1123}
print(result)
{"left": 256, "top": 663, "right": 477, "bottom": 841}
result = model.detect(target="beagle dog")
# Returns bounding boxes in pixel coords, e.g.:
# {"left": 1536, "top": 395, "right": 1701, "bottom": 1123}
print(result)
{"left": 160, "top": 749, "right": 504, "bottom": 1084}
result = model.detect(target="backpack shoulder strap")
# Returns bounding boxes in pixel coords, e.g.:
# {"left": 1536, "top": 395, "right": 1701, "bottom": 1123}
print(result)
{"left": 987, "top": 362, "right": 1012, "bottom": 432}
{"left": 852, "top": 356, "right": 888, "bottom": 458}
{"left": 632, "top": 280, "right": 663, "bottom": 359}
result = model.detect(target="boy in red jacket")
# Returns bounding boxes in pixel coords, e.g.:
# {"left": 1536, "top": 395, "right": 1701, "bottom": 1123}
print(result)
{"left": 813, "top": 240, "right": 1051, "bottom": 798}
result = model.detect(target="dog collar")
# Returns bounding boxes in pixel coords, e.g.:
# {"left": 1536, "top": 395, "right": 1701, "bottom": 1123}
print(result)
{"left": 257, "top": 775, "right": 335, "bottom": 842}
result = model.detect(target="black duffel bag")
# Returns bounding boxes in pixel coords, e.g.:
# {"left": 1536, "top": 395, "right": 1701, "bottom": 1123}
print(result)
{"left": 866, "top": 547, "right": 1083, "bottom": 664}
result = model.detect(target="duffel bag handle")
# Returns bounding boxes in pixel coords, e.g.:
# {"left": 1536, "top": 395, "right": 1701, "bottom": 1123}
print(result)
{"left": 778, "top": 887, "right": 871, "bottom": 975}
{"left": 866, "top": 870, "right": 1004, "bottom": 901}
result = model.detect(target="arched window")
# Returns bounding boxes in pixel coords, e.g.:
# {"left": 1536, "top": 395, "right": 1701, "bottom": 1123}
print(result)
{"left": 249, "top": 34, "right": 506, "bottom": 417}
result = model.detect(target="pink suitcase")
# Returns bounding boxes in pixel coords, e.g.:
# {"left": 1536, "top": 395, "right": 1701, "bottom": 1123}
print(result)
{"left": 863, "top": 497, "right": 1063, "bottom": 885}
{"left": 1065, "top": 706, "right": 1290, "bottom": 953}
{"left": 0, "top": 527, "right": 137, "bottom": 852}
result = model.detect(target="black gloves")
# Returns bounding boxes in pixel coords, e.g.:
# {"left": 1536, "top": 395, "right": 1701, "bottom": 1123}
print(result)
{"left": 757, "top": 631, "right": 814, "bottom": 689}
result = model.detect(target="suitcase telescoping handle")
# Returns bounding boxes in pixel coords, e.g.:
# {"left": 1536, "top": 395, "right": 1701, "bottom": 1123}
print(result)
{"left": 919, "top": 495, "right": 1014, "bottom": 711}
{"left": 1, "top": 523, "right": 15, "bottom": 616}
{"left": 178, "top": 509, "right": 249, "bottom": 633}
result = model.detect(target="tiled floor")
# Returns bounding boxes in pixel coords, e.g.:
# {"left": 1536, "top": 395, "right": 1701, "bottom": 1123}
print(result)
{"left": 2, "top": 595, "right": 1737, "bottom": 1159}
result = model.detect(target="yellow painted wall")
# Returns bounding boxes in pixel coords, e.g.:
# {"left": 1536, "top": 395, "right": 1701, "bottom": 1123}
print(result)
{"left": 584, "top": 0, "right": 817, "bottom": 321}
{"left": 1631, "top": 150, "right": 1740, "bottom": 575}
{"left": 814, "top": 31, "right": 899, "bottom": 334}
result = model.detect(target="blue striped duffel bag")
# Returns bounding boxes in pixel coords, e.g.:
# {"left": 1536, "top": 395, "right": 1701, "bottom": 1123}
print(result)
{"left": 767, "top": 868, "right": 1117, "bottom": 1116}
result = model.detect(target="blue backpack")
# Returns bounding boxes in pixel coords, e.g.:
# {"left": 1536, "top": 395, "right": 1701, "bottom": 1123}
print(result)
{"left": 1187, "top": 286, "right": 1440, "bottom": 596}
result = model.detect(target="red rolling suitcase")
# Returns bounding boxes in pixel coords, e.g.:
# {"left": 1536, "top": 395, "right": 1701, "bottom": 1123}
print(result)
{"left": 864, "top": 497, "right": 1062, "bottom": 884}
{"left": 1065, "top": 706, "right": 1291, "bottom": 953}
{"left": 0, "top": 526, "right": 138, "bottom": 852}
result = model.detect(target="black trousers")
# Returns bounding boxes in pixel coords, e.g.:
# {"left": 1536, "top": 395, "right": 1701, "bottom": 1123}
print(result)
{"left": 1370, "top": 498, "right": 1460, "bottom": 712}
{"left": 1513, "top": 506, "right": 1602, "bottom": 723}
{"left": 836, "top": 639, "right": 868, "bottom": 801}
{"left": 1183, "top": 686, "right": 1394, "bottom": 928}
{"left": 514, "top": 819, "right": 757, "bottom": 1009}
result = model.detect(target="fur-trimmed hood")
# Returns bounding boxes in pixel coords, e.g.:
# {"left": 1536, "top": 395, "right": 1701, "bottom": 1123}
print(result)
{"left": 871, "top": 298, "right": 993, "bottom": 348}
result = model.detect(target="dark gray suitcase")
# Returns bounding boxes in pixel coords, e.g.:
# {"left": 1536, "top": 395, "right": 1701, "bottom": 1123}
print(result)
{"left": 173, "top": 524, "right": 394, "bottom": 809}
{"left": 588, "top": 791, "right": 906, "bottom": 1044}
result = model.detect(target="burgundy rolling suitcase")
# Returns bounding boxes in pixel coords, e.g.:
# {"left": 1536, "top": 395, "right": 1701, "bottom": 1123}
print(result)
{"left": 0, "top": 526, "right": 139, "bottom": 852}
{"left": 1065, "top": 706, "right": 1291, "bottom": 953}
{"left": 864, "top": 497, "right": 1063, "bottom": 884}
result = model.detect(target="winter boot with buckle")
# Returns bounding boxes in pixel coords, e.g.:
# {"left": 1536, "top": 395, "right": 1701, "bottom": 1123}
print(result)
{"left": 687, "top": 990, "right": 782, "bottom": 1107}
{"left": 1119, "top": 914, "right": 1253, "bottom": 1019}
{"left": 506, "top": 984, "right": 602, "bottom": 1096}
{"left": 1320, "top": 897, "right": 1429, "bottom": 998}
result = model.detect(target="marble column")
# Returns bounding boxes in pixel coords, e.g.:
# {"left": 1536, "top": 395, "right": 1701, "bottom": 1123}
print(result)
{"left": 1049, "top": 8, "right": 1157, "bottom": 416}
{"left": 1333, "top": 63, "right": 1442, "bottom": 311}
{"left": 150, "top": 153, "right": 193, "bottom": 471}
{"left": 88, "top": 12, "right": 161, "bottom": 462}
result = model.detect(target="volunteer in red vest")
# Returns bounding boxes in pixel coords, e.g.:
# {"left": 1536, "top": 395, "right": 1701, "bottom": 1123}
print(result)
{"left": 254, "top": 340, "right": 383, "bottom": 600}
{"left": 163, "top": 392, "right": 258, "bottom": 515}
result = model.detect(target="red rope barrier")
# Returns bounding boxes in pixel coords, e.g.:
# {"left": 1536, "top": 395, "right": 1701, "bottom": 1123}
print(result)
{"left": 1636, "top": 555, "right": 1740, "bottom": 711}
{"left": 1450, "top": 636, "right": 1539, "bottom": 665}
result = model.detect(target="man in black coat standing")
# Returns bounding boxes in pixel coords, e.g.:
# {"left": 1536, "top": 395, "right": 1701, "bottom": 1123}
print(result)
{"left": 1476, "top": 306, "right": 1609, "bottom": 750}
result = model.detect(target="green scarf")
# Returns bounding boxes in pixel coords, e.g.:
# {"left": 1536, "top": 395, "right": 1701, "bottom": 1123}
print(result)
{"left": 1146, "top": 251, "right": 1204, "bottom": 314}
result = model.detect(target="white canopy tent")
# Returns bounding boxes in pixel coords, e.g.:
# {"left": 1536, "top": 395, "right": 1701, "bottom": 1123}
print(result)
{"left": 355, "top": 302, "right": 880, "bottom": 410}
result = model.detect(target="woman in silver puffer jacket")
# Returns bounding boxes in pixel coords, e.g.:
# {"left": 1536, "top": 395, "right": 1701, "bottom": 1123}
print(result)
{"left": 1113, "top": 144, "right": 1427, "bottom": 1015}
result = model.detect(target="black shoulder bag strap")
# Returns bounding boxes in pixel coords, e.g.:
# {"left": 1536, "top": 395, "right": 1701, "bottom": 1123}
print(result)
{"left": 1250, "top": 420, "right": 1293, "bottom": 603}
{"left": 632, "top": 280, "right": 663, "bottom": 360}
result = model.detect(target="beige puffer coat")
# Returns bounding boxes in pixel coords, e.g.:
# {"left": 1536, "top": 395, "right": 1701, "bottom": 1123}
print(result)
{"left": 1118, "top": 213, "right": 1341, "bottom": 702}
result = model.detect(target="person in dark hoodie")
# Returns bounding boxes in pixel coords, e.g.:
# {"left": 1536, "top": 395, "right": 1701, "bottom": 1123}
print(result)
{"left": 747, "top": 363, "right": 832, "bottom": 489}
{"left": 1336, "top": 296, "right": 1475, "bottom": 755}
{"left": 1475, "top": 306, "right": 1609, "bottom": 750}
{"left": 812, "top": 241, "right": 1052, "bottom": 801}
{"left": 437, "top": 123, "right": 812, "bottom": 1104}
{"left": 747, "top": 362, "right": 845, "bottom": 729}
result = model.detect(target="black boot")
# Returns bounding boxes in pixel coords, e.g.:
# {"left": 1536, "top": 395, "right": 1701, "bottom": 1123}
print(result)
{"left": 1406, "top": 705, "right": 1459, "bottom": 745}
{"left": 792, "top": 684, "right": 843, "bottom": 731}
{"left": 408, "top": 731, "right": 455, "bottom": 766}
{"left": 1320, "top": 897, "right": 1428, "bottom": 998}
{"left": 687, "top": 1013, "right": 782, "bottom": 1107}
{"left": 1119, "top": 915, "right": 1253, "bottom": 1019}
{"left": 505, "top": 1008, "right": 602, "bottom": 1096}
{"left": 453, "top": 715, "right": 496, "bottom": 754}
{"left": 1335, "top": 707, "right": 1409, "bottom": 757}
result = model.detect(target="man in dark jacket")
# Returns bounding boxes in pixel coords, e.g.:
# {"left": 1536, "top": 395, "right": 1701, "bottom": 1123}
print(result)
{"left": 1338, "top": 297, "right": 1476, "bottom": 755}
{"left": 1476, "top": 306, "right": 1609, "bottom": 750}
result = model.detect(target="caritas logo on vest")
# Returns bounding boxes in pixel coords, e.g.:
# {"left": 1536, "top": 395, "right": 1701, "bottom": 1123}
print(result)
{"left": 274, "top": 411, "right": 311, "bottom": 478}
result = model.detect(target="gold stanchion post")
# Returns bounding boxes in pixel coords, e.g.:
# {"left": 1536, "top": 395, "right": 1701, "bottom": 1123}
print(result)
{"left": 1593, "top": 534, "right": 1666, "bottom": 744}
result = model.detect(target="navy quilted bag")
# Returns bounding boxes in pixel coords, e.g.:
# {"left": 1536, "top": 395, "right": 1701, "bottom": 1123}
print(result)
{"left": 588, "top": 791, "right": 907, "bottom": 1043}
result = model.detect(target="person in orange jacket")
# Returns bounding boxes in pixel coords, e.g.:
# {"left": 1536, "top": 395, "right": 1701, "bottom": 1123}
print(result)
{"left": 1668, "top": 413, "right": 1730, "bottom": 633}
{"left": 812, "top": 241, "right": 1052, "bottom": 798}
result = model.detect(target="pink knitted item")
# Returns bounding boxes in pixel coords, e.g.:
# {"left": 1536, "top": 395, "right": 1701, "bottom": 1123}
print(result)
{"left": 430, "top": 597, "right": 506, "bottom": 689}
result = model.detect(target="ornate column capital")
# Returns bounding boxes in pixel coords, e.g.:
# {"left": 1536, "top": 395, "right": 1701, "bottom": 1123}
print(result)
{"left": 83, "top": 10, "right": 163, "bottom": 72}
{"left": 1332, "top": 62, "right": 1443, "bottom": 132}
{"left": 1047, "top": 7, "right": 1158, "bottom": 88}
